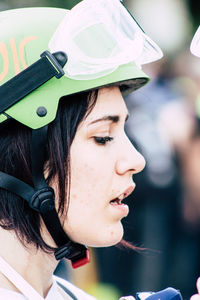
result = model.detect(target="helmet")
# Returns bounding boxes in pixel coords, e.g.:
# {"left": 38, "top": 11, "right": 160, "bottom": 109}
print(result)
{"left": 0, "top": 6, "right": 153, "bottom": 129}
{"left": 0, "top": 2, "right": 163, "bottom": 268}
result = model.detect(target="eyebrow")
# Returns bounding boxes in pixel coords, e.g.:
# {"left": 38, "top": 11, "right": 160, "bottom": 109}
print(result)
{"left": 88, "top": 114, "right": 129, "bottom": 126}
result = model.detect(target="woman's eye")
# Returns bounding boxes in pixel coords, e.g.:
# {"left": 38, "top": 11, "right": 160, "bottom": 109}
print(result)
{"left": 93, "top": 136, "right": 114, "bottom": 145}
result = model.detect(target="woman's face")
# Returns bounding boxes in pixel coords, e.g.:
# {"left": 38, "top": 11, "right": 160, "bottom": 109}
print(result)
{"left": 63, "top": 87, "right": 145, "bottom": 247}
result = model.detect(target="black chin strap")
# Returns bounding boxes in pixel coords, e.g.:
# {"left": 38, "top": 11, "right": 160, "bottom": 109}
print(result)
{"left": 0, "top": 126, "right": 89, "bottom": 268}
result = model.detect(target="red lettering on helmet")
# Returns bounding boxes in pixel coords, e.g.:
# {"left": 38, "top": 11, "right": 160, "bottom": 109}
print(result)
{"left": 0, "top": 42, "right": 9, "bottom": 82}
{"left": 10, "top": 37, "right": 20, "bottom": 75}
{"left": 0, "top": 36, "right": 38, "bottom": 83}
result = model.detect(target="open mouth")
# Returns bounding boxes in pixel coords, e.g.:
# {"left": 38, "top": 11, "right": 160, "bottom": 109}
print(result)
{"left": 109, "top": 186, "right": 135, "bottom": 207}
{"left": 110, "top": 196, "right": 124, "bottom": 206}
{"left": 109, "top": 194, "right": 129, "bottom": 216}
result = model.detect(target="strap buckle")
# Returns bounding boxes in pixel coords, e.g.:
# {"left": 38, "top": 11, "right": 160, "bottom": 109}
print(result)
{"left": 55, "top": 243, "right": 90, "bottom": 268}
{"left": 41, "top": 51, "right": 66, "bottom": 79}
{"left": 71, "top": 249, "right": 90, "bottom": 269}
{"left": 29, "top": 187, "right": 55, "bottom": 213}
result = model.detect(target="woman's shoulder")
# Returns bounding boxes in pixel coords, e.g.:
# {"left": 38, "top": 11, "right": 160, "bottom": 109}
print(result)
{"left": 53, "top": 275, "right": 97, "bottom": 300}
{"left": 0, "top": 287, "right": 26, "bottom": 299}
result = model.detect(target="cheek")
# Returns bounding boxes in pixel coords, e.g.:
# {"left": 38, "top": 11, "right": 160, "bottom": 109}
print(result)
{"left": 70, "top": 165, "right": 100, "bottom": 209}
{"left": 70, "top": 148, "right": 114, "bottom": 200}
{"left": 67, "top": 158, "right": 104, "bottom": 224}
{"left": 72, "top": 161, "right": 98, "bottom": 187}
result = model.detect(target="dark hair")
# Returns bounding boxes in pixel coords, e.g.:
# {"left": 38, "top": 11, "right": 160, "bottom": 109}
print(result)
{"left": 0, "top": 90, "right": 98, "bottom": 252}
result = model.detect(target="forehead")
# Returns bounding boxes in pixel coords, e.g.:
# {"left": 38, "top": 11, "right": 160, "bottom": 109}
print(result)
{"left": 85, "top": 86, "right": 128, "bottom": 123}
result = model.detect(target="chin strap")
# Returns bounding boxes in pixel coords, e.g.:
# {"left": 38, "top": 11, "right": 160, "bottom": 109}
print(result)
{"left": 0, "top": 126, "right": 90, "bottom": 268}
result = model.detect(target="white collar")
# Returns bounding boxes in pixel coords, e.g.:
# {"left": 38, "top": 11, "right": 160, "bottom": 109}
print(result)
{"left": 0, "top": 256, "right": 46, "bottom": 300}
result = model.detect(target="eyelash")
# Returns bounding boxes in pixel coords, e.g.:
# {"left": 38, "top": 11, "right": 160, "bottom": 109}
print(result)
{"left": 93, "top": 136, "right": 114, "bottom": 145}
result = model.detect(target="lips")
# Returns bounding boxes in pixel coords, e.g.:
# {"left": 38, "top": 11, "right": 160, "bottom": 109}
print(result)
{"left": 110, "top": 185, "right": 135, "bottom": 205}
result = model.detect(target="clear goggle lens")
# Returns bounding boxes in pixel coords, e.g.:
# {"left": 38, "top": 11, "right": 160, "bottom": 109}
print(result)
{"left": 49, "top": 0, "right": 163, "bottom": 80}
{"left": 190, "top": 26, "right": 200, "bottom": 58}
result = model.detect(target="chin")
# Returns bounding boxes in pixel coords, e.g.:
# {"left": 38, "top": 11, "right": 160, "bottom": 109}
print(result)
{"left": 87, "top": 222, "right": 124, "bottom": 248}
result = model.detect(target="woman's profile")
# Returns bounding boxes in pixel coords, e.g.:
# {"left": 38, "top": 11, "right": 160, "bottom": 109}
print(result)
{"left": 0, "top": 0, "right": 163, "bottom": 299}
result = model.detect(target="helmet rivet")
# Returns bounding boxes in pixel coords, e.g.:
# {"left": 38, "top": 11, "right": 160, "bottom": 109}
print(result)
{"left": 37, "top": 106, "right": 47, "bottom": 117}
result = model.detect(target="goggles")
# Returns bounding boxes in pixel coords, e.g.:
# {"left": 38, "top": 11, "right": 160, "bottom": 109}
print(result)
{"left": 49, "top": 0, "right": 163, "bottom": 80}
{"left": 190, "top": 26, "right": 200, "bottom": 58}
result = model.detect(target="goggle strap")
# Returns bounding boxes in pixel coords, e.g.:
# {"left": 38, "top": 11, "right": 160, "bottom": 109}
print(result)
{"left": 0, "top": 51, "right": 67, "bottom": 114}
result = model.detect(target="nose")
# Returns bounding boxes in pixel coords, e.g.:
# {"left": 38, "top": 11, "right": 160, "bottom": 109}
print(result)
{"left": 115, "top": 135, "right": 146, "bottom": 176}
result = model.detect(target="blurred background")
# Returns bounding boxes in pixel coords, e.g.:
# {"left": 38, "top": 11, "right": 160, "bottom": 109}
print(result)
{"left": 1, "top": 0, "right": 200, "bottom": 299}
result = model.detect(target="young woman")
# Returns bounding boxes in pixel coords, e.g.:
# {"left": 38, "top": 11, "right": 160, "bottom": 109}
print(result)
{"left": 0, "top": 0, "right": 163, "bottom": 299}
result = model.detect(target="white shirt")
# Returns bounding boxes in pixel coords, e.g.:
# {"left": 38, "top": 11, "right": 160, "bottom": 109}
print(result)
{"left": 0, "top": 256, "right": 96, "bottom": 300}
{"left": 0, "top": 276, "right": 96, "bottom": 300}
{"left": 0, "top": 256, "right": 133, "bottom": 300}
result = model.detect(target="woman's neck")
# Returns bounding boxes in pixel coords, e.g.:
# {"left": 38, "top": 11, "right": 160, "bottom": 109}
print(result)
{"left": 0, "top": 227, "right": 58, "bottom": 298}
